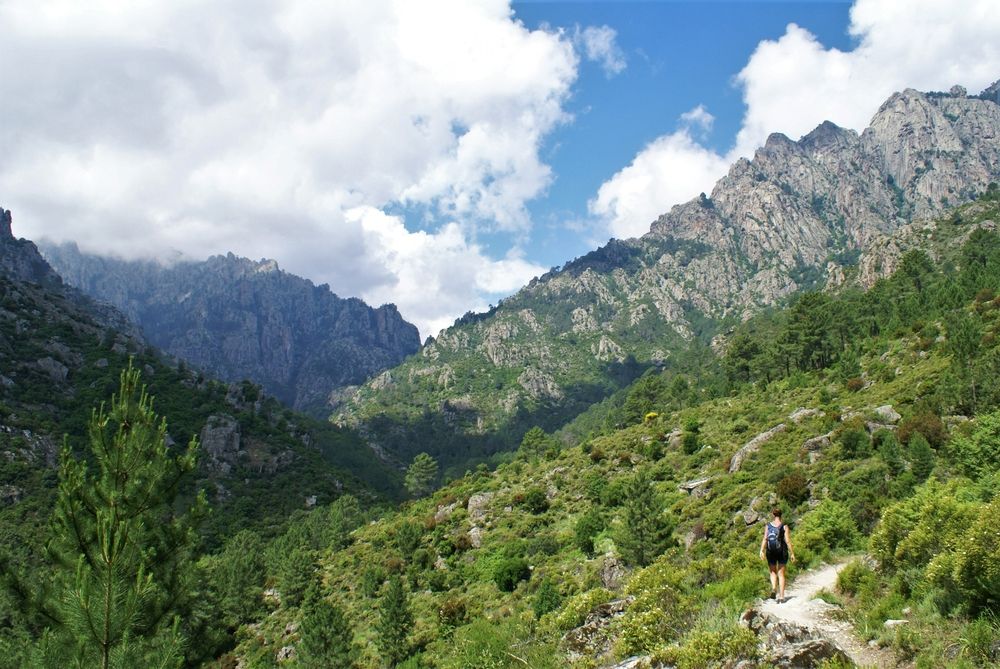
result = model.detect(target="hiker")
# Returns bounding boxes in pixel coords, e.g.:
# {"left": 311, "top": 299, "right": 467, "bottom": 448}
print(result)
{"left": 759, "top": 507, "right": 795, "bottom": 602}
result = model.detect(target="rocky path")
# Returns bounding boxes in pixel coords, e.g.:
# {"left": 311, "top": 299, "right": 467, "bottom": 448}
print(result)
{"left": 758, "top": 561, "right": 896, "bottom": 668}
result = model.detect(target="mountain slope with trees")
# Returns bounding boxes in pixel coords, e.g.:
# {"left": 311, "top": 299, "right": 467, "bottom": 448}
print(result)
{"left": 219, "top": 193, "right": 1000, "bottom": 669}
{"left": 41, "top": 243, "right": 421, "bottom": 416}
{"left": 341, "top": 82, "right": 1000, "bottom": 474}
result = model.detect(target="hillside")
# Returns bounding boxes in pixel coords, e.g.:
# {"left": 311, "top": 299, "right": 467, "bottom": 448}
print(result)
{"left": 341, "top": 82, "right": 1000, "bottom": 472}
{"left": 219, "top": 197, "right": 1000, "bottom": 669}
{"left": 41, "top": 243, "right": 421, "bottom": 416}
{"left": 0, "top": 208, "right": 402, "bottom": 552}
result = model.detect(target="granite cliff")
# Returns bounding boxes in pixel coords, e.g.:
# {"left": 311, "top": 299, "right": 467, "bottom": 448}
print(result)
{"left": 41, "top": 246, "right": 421, "bottom": 416}
{"left": 342, "top": 82, "right": 1000, "bottom": 467}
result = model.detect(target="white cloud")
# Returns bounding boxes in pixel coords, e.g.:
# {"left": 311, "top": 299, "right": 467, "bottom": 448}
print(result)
{"left": 574, "top": 25, "right": 627, "bottom": 77}
{"left": 350, "top": 207, "right": 546, "bottom": 337}
{"left": 592, "top": 0, "right": 1000, "bottom": 240}
{"left": 0, "top": 0, "right": 579, "bottom": 338}
{"left": 588, "top": 120, "right": 730, "bottom": 239}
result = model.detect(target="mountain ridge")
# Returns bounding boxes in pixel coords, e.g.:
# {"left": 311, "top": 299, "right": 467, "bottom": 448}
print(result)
{"left": 340, "top": 81, "right": 1000, "bottom": 469}
{"left": 41, "top": 243, "right": 422, "bottom": 416}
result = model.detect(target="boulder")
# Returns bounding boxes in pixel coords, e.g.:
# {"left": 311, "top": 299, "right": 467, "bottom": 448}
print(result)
{"left": 276, "top": 645, "right": 295, "bottom": 662}
{"left": 468, "top": 526, "right": 484, "bottom": 548}
{"left": 788, "top": 408, "right": 825, "bottom": 424}
{"left": 873, "top": 405, "right": 901, "bottom": 424}
{"left": 730, "top": 424, "right": 787, "bottom": 473}
{"left": 467, "top": 492, "right": 494, "bottom": 522}
{"left": 600, "top": 555, "right": 627, "bottom": 591}
{"left": 678, "top": 477, "right": 712, "bottom": 498}
{"left": 563, "top": 597, "right": 634, "bottom": 662}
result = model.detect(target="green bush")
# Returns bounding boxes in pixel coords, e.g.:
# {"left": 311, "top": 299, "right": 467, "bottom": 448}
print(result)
{"left": 521, "top": 488, "right": 549, "bottom": 514}
{"left": 545, "top": 588, "right": 611, "bottom": 632}
{"left": 840, "top": 428, "right": 871, "bottom": 458}
{"left": 653, "top": 625, "right": 758, "bottom": 669}
{"left": 946, "top": 410, "right": 1000, "bottom": 478}
{"left": 796, "top": 500, "right": 859, "bottom": 564}
{"left": 438, "top": 618, "right": 558, "bottom": 669}
{"left": 492, "top": 557, "right": 530, "bottom": 592}
{"left": 533, "top": 577, "right": 562, "bottom": 619}
{"left": 836, "top": 559, "right": 877, "bottom": 597}
{"left": 777, "top": 471, "right": 810, "bottom": 506}
{"left": 574, "top": 509, "right": 604, "bottom": 556}
{"left": 898, "top": 412, "right": 948, "bottom": 449}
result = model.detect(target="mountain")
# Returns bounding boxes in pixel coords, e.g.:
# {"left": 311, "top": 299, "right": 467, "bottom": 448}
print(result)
{"left": 340, "top": 82, "right": 1000, "bottom": 471}
{"left": 0, "top": 208, "right": 400, "bottom": 552}
{"left": 40, "top": 245, "right": 421, "bottom": 416}
{"left": 224, "top": 198, "right": 1000, "bottom": 669}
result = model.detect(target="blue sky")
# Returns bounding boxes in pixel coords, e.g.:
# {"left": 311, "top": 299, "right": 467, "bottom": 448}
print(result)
{"left": 512, "top": 1, "right": 856, "bottom": 269}
{"left": 1, "top": 0, "right": 998, "bottom": 337}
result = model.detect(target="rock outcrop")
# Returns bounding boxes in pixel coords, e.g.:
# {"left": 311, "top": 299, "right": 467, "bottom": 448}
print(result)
{"left": 41, "top": 245, "right": 421, "bottom": 416}
{"left": 340, "top": 82, "right": 1000, "bottom": 466}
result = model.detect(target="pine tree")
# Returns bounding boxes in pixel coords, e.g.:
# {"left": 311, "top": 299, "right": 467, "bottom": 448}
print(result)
{"left": 375, "top": 575, "right": 412, "bottom": 667}
{"left": 615, "top": 471, "right": 675, "bottom": 567}
{"left": 404, "top": 453, "right": 438, "bottom": 498}
{"left": 297, "top": 592, "right": 357, "bottom": 669}
{"left": 33, "top": 361, "right": 205, "bottom": 668}
{"left": 908, "top": 433, "right": 935, "bottom": 482}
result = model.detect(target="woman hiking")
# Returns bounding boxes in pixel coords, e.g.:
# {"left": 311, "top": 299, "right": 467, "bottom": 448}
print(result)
{"left": 759, "top": 507, "right": 795, "bottom": 602}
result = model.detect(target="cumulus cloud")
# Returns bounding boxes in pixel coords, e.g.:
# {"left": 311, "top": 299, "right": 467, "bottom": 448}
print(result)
{"left": 589, "top": 117, "right": 730, "bottom": 239}
{"left": 592, "top": 0, "right": 1000, "bottom": 240}
{"left": 0, "top": 0, "right": 579, "bottom": 338}
{"left": 574, "top": 25, "right": 627, "bottom": 77}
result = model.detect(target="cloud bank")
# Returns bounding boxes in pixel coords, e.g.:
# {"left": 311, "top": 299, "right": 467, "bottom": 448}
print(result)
{"left": 0, "top": 0, "right": 612, "bottom": 338}
{"left": 592, "top": 0, "right": 1000, "bottom": 240}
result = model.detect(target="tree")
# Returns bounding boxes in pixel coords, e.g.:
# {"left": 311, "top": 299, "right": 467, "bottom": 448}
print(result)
{"left": 375, "top": 575, "right": 412, "bottom": 667}
{"left": 615, "top": 471, "right": 675, "bottom": 566}
{"left": 278, "top": 546, "right": 316, "bottom": 609}
{"left": 908, "top": 433, "right": 935, "bottom": 482}
{"left": 404, "top": 453, "right": 438, "bottom": 498}
{"left": 297, "top": 592, "right": 358, "bottom": 669}
{"left": 518, "top": 427, "right": 553, "bottom": 460}
{"left": 24, "top": 362, "right": 205, "bottom": 668}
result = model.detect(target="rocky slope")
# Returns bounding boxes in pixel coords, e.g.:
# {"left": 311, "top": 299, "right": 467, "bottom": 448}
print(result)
{"left": 342, "top": 82, "right": 1000, "bottom": 467}
{"left": 0, "top": 210, "right": 399, "bottom": 550}
{"left": 41, "top": 245, "right": 421, "bottom": 416}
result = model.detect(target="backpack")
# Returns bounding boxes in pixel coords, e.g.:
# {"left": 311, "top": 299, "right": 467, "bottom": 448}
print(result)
{"left": 766, "top": 523, "right": 785, "bottom": 552}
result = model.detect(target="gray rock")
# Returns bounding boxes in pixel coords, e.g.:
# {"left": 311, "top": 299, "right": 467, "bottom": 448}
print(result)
{"left": 600, "top": 555, "right": 627, "bottom": 591}
{"left": 730, "top": 424, "right": 787, "bottom": 473}
{"left": 36, "top": 357, "right": 68, "bottom": 382}
{"left": 770, "top": 639, "right": 851, "bottom": 668}
{"left": 788, "top": 407, "right": 824, "bottom": 423}
{"left": 200, "top": 415, "right": 242, "bottom": 471}
{"left": 601, "top": 657, "right": 650, "bottom": 669}
{"left": 884, "top": 619, "right": 909, "bottom": 629}
{"left": 563, "top": 597, "right": 634, "bottom": 663}
{"left": 467, "top": 492, "right": 494, "bottom": 522}
{"left": 0, "top": 485, "right": 23, "bottom": 505}
{"left": 276, "top": 645, "right": 295, "bottom": 662}
{"left": 678, "top": 477, "right": 712, "bottom": 497}
{"left": 468, "top": 526, "right": 484, "bottom": 549}
{"left": 873, "top": 405, "right": 901, "bottom": 424}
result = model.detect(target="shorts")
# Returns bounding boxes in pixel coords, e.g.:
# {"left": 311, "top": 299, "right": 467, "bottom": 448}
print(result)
{"left": 766, "top": 547, "right": 788, "bottom": 567}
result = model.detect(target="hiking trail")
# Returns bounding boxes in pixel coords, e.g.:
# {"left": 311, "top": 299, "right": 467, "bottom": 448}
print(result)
{"left": 758, "top": 561, "right": 897, "bottom": 668}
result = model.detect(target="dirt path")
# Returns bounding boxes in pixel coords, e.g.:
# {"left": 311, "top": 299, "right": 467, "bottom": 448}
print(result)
{"left": 759, "top": 562, "right": 897, "bottom": 668}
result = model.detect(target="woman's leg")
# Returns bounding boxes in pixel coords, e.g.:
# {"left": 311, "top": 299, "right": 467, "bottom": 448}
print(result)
{"left": 777, "top": 564, "right": 787, "bottom": 601}
{"left": 768, "top": 563, "right": 778, "bottom": 595}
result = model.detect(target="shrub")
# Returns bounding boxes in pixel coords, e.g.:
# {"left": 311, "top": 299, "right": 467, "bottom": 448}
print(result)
{"left": 619, "top": 557, "right": 696, "bottom": 655}
{"left": 492, "top": 557, "right": 530, "bottom": 592}
{"left": 438, "top": 619, "right": 558, "bottom": 669}
{"left": 533, "top": 577, "right": 562, "bottom": 620}
{"left": 846, "top": 377, "right": 865, "bottom": 392}
{"left": 796, "top": 500, "right": 859, "bottom": 563}
{"left": 653, "top": 625, "right": 759, "bottom": 669}
{"left": 574, "top": 509, "right": 604, "bottom": 556}
{"left": 777, "top": 471, "right": 810, "bottom": 506}
{"left": 898, "top": 412, "right": 948, "bottom": 449}
{"left": 946, "top": 410, "right": 1000, "bottom": 478}
{"left": 521, "top": 488, "right": 549, "bottom": 514}
{"left": 839, "top": 428, "right": 871, "bottom": 458}
{"left": 836, "top": 559, "right": 877, "bottom": 597}
{"left": 547, "top": 588, "right": 612, "bottom": 631}
{"left": 437, "top": 596, "right": 467, "bottom": 630}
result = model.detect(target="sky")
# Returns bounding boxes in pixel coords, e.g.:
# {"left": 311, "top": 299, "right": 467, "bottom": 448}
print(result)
{"left": 1, "top": 1, "right": 999, "bottom": 339}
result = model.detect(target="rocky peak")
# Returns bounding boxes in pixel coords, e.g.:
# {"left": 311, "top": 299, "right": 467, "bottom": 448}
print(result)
{"left": 41, "top": 242, "right": 422, "bottom": 416}
{"left": 1, "top": 209, "right": 12, "bottom": 240}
